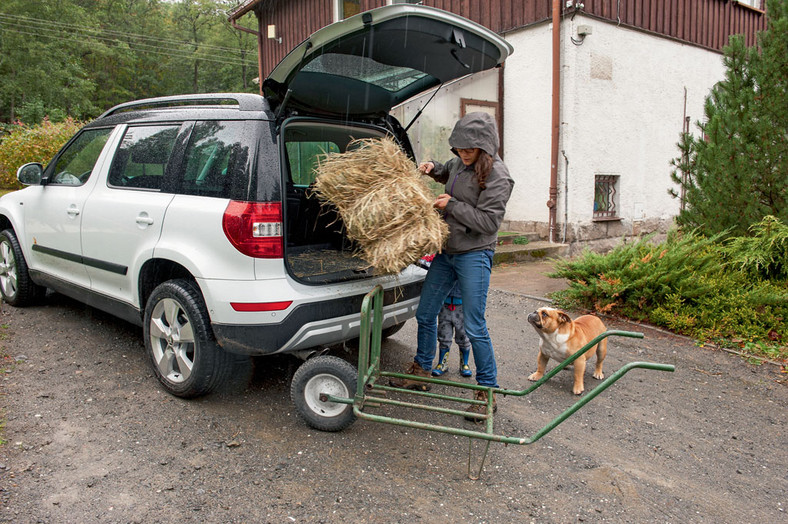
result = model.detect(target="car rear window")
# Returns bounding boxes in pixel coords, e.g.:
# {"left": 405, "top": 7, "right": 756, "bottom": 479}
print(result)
{"left": 179, "top": 121, "right": 249, "bottom": 198}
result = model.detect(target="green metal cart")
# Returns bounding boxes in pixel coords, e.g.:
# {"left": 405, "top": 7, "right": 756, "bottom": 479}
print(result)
{"left": 291, "top": 285, "right": 675, "bottom": 478}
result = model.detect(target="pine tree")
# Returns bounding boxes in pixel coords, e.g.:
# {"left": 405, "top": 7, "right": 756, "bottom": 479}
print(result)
{"left": 670, "top": 0, "right": 787, "bottom": 237}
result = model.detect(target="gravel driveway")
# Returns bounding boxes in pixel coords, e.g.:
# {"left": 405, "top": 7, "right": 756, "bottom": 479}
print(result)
{"left": 0, "top": 288, "right": 785, "bottom": 523}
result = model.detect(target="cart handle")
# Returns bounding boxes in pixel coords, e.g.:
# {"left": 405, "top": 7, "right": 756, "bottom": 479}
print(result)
{"left": 496, "top": 330, "right": 648, "bottom": 397}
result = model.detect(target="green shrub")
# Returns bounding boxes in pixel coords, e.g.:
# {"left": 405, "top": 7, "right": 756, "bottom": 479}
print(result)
{"left": 0, "top": 118, "right": 84, "bottom": 189}
{"left": 549, "top": 225, "right": 788, "bottom": 362}
{"left": 721, "top": 216, "right": 788, "bottom": 280}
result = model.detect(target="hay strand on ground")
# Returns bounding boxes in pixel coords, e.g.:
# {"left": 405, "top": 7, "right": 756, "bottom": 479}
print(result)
{"left": 312, "top": 136, "right": 447, "bottom": 274}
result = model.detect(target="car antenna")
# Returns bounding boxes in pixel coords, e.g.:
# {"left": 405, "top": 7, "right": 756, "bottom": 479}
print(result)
{"left": 404, "top": 83, "right": 443, "bottom": 133}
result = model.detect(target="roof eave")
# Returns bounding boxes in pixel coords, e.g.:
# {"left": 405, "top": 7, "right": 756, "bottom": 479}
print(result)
{"left": 228, "top": 0, "right": 262, "bottom": 22}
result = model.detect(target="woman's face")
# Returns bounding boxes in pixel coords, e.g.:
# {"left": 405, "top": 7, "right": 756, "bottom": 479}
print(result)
{"left": 456, "top": 147, "right": 481, "bottom": 166}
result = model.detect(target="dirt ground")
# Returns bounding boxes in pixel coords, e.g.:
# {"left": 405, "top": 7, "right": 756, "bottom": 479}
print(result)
{"left": 0, "top": 283, "right": 786, "bottom": 523}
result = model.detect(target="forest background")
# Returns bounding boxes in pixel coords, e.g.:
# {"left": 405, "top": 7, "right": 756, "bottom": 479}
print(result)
{"left": 0, "top": 0, "right": 257, "bottom": 125}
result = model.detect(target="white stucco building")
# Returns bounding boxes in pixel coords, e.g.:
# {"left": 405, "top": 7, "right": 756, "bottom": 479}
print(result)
{"left": 503, "top": 14, "right": 728, "bottom": 250}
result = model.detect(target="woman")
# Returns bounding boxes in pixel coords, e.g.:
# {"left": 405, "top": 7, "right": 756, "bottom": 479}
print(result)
{"left": 389, "top": 112, "right": 514, "bottom": 421}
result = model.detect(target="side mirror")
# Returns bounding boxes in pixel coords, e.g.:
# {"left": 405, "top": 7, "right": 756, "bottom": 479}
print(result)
{"left": 17, "top": 163, "right": 44, "bottom": 186}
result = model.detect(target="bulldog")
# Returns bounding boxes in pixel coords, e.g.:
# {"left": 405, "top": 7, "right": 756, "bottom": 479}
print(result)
{"left": 527, "top": 307, "right": 608, "bottom": 395}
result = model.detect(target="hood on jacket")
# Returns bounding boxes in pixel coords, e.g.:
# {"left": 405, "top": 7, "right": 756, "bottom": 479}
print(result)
{"left": 448, "top": 112, "right": 499, "bottom": 158}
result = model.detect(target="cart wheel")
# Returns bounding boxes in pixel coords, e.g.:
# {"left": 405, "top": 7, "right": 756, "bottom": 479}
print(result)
{"left": 291, "top": 355, "right": 357, "bottom": 432}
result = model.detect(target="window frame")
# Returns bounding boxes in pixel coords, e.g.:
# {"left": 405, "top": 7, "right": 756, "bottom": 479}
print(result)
{"left": 593, "top": 173, "right": 621, "bottom": 221}
{"left": 335, "top": 0, "right": 361, "bottom": 21}
{"left": 735, "top": 0, "right": 764, "bottom": 12}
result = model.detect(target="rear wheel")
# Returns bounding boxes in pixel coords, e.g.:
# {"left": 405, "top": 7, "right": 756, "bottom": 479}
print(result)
{"left": 0, "top": 229, "right": 45, "bottom": 306}
{"left": 291, "top": 355, "right": 357, "bottom": 432}
{"left": 381, "top": 320, "right": 407, "bottom": 339}
{"left": 144, "top": 279, "right": 234, "bottom": 398}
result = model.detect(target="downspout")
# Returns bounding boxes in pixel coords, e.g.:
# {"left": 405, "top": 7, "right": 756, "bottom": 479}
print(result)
{"left": 498, "top": 62, "right": 505, "bottom": 160}
{"left": 561, "top": 149, "right": 569, "bottom": 243}
{"left": 230, "top": 13, "right": 264, "bottom": 96}
{"left": 548, "top": 0, "right": 561, "bottom": 243}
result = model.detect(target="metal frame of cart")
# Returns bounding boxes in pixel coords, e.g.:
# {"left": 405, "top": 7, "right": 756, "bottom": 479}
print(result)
{"left": 291, "top": 285, "right": 675, "bottom": 478}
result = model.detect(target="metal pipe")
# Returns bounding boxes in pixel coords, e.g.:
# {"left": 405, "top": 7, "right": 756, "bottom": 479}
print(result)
{"left": 548, "top": 0, "right": 562, "bottom": 243}
{"left": 561, "top": 149, "right": 569, "bottom": 243}
{"left": 229, "top": 10, "right": 264, "bottom": 96}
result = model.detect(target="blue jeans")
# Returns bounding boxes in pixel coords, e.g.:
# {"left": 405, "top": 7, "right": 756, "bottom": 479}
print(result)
{"left": 414, "top": 250, "right": 498, "bottom": 387}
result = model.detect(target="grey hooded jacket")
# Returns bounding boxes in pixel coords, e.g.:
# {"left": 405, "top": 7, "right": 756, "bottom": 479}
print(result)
{"left": 427, "top": 112, "right": 515, "bottom": 254}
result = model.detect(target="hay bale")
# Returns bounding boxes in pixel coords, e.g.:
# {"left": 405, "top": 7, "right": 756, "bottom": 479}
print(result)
{"left": 312, "top": 136, "right": 448, "bottom": 274}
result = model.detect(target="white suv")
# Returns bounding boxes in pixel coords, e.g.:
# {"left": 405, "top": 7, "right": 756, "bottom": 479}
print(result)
{"left": 0, "top": 5, "right": 512, "bottom": 397}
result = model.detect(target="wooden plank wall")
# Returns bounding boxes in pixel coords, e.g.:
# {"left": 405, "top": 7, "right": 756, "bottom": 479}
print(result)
{"left": 258, "top": 1, "right": 333, "bottom": 76}
{"left": 578, "top": 0, "right": 767, "bottom": 49}
{"left": 255, "top": 0, "right": 767, "bottom": 76}
{"left": 426, "top": 0, "right": 552, "bottom": 33}
{"left": 424, "top": 0, "right": 766, "bottom": 49}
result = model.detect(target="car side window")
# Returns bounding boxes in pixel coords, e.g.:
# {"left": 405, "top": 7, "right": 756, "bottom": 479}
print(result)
{"left": 49, "top": 128, "right": 113, "bottom": 186}
{"left": 179, "top": 121, "right": 249, "bottom": 198}
{"left": 108, "top": 125, "right": 180, "bottom": 190}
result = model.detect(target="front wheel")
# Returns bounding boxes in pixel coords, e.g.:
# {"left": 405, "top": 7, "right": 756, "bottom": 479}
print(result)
{"left": 291, "top": 355, "right": 357, "bottom": 432}
{"left": 0, "top": 229, "right": 45, "bottom": 307}
{"left": 143, "top": 279, "right": 234, "bottom": 398}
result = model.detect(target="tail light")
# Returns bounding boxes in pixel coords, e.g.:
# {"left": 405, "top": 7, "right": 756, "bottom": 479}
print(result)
{"left": 222, "top": 201, "right": 283, "bottom": 258}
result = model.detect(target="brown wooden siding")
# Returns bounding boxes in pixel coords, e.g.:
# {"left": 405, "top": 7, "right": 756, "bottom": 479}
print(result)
{"left": 422, "top": 0, "right": 765, "bottom": 49}
{"left": 257, "top": 1, "right": 332, "bottom": 78}
{"left": 578, "top": 0, "right": 766, "bottom": 50}
{"left": 250, "top": 0, "right": 766, "bottom": 77}
{"left": 425, "top": 0, "right": 551, "bottom": 33}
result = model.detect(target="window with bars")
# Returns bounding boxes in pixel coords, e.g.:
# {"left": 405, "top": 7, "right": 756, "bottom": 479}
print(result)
{"left": 593, "top": 174, "right": 620, "bottom": 220}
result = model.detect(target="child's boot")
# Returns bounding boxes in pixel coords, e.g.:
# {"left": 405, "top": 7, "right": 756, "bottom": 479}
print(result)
{"left": 432, "top": 347, "right": 451, "bottom": 376}
{"left": 459, "top": 346, "right": 472, "bottom": 377}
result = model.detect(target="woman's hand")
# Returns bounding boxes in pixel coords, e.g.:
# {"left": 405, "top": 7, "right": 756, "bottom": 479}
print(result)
{"left": 433, "top": 193, "right": 451, "bottom": 210}
{"left": 418, "top": 161, "right": 434, "bottom": 174}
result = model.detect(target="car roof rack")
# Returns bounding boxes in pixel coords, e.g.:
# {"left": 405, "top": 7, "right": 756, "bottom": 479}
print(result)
{"left": 98, "top": 93, "right": 267, "bottom": 119}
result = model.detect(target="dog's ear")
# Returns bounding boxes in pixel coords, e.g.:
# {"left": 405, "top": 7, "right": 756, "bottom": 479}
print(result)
{"left": 558, "top": 311, "right": 572, "bottom": 324}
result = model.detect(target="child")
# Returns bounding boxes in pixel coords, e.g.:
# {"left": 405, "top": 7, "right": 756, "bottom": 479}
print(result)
{"left": 432, "top": 281, "right": 472, "bottom": 377}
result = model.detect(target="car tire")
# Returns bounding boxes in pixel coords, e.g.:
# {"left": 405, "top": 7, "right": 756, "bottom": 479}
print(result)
{"left": 0, "top": 229, "right": 45, "bottom": 307}
{"left": 291, "top": 355, "right": 357, "bottom": 432}
{"left": 381, "top": 320, "right": 407, "bottom": 340}
{"left": 144, "top": 279, "right": 234, "bottom": 398}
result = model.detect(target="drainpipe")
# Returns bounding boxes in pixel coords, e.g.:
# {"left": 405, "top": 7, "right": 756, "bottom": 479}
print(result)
{"left": 230, "top": 11, "right": 264, "bottom": 96}
{"left": 548, "top": 0, "right": 561, "bottom": 243}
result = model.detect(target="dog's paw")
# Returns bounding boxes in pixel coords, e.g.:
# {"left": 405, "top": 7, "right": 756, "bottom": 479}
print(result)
{"left": 527, "top": 372, "right": 543, "bottom": 382}
{"left": 573, "top": 387, "right": 584, "bottom": 395}
{"left": 593, "top": 371, "right": 605, "bottom": 380}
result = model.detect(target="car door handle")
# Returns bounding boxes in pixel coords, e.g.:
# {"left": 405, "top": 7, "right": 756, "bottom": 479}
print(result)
{"left": 136, "top": 215, "right": 154, "bottom": 225}
{"left": 67, "top": 206, "right": 80, "bottom": 216}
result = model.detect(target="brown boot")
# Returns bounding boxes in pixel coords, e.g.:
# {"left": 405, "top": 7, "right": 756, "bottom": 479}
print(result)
{"left": 464, "top": 389, "right": 497, "bottom": 423}
{"left": 388, "top": 361, "right": 432, "bottom": 391}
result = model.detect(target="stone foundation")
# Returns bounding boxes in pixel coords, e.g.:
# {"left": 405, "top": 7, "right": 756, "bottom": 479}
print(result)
{"left": 500, "top": 217, "right": 674, "bottom": 255}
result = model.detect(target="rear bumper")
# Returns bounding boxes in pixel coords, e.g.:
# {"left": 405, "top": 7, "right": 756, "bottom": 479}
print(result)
{"left": 212, "top": 280, "right": 422, "bottom": 355}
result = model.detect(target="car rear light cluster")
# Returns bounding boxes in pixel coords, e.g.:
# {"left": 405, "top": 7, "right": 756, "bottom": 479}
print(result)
{"left": 222, "top": 201, "right": 283, "bottom": 258}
